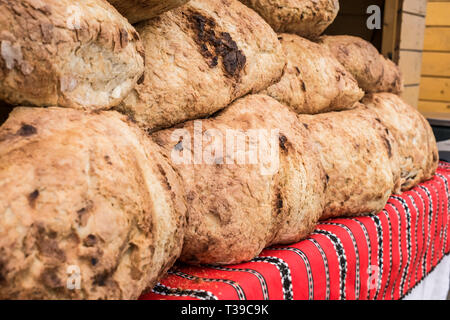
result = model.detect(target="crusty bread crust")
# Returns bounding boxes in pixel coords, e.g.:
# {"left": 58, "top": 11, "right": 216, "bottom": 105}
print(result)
{"left": 0, "top": 0, "right": 144, "bottom": 110}
{"left": 299, "top": 105, "right": 397, "bottom": 220}
{"left": 240, "top": 0, "right": 339, "bottom": 39}
{"left": 320, "top": 35, "right": 404, "bottom": 94}
{"left": 263, "top": 34, "right": 363, "bottom": 114}
{"left": 153, "top": 95, "right": 325, "bottom": 264}
{"left": 117, "top": 0, "right": 286, "bottom": 132}
{"left": 363, "top": 93, "right": 439, "bottom": 192}
{"left": 108, "top": 0, "right": 190, "bottom": 24}
{"left": 0, "top": 107, "right": 186, "bottom": 299}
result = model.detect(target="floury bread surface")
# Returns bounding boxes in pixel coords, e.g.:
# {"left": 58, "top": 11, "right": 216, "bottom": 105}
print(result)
{"left": 0, "top": 0, "right": 144, "bottom": 110}
{"left": 363, "top": 93, "right": 439, "bottom": 192}
{"left": 319, "top": 35, "right": 404, "bottom": 94}
{"left": 263, "top": 34, "right": 363, "bottom": 114}
{"left": 153, "top": 95, "right": 326, "bottom": 264}
{"left": 0, "top": 107, "right": 186, "bottom": 299}
{"left": 107, "top": 0, "right": 190, "bottom": 24}
{"left": 117, "top": 0, "right": 286, "bottom": 131}
{"left": 239, "top": 0, "right": 339, "bottom": 39}
{"left": 299, "top": 105, "right": 398, "bottom": 220}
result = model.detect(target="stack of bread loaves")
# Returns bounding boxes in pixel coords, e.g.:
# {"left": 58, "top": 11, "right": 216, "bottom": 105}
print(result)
{"left": 0, "top": 0, "right": 438, "bottom": 299}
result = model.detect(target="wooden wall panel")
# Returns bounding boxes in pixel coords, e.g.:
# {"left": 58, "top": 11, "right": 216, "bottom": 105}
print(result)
{"left": 419, "top": 0, "right": 450, "bottom": 116}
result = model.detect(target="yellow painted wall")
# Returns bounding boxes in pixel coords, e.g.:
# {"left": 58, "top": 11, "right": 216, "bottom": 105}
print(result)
{"left": 419, "top": 0, "right": 450, "bottom": 115}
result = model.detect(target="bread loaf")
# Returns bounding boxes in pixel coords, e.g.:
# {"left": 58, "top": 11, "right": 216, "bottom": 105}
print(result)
{"left": 0, "top": 0, "right": 144, "bottom": 110}
{"left": 363, "top": 93, "right": 439, "bottom": 192}
{"left": 263, "top": 34, "right": 363, "bottom": 114}
{"left": 117, "top": 0, "right": 286, "bottom": 132}
{"left": 0, "top": 107, "right": 186, "bottom": 299}
{"left": 319, "top": 35, "right": 403, "bottom": 94}
{"left": 239, "top": 0, "right": 339, "bottom": 39}
{"left": 299, "top": 105, "right": 397, "bottom": 220}
{"left": 107, "top": 0, "right": 190, "bottom": 24}
{"left": 153, "top": 95, "right": 326, "bottom": 264}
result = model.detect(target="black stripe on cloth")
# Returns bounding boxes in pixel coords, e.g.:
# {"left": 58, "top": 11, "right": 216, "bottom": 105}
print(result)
{"left": 407, "top": 194, "right": 421, "bottom": 288}
{"left": 391, "top": 196, "right": 413, "bottom": 297}
{"left": 321, "top": 222, "right": 361, "bottom": 299}
{"left": 314, "top": 229, "right": 347, "bottom": 300}
{"left": 152, "top": 283, "right": 218, "bottom": 300}
{"left": 308, "top": 238, "right": 330, "bottom": 299}
{"left": 412, "top": 189, "right": 429, "bottom": 278}
{"left": 370, "top": 214, "right": 384, "bottom": 300}
{"left": 251, "top": 256, "right": 293, "bottom": 300}
{"left": 205, "top": 265, "right": 269, "bottom": 300}
{"left": 419, "top": 185, "right": 435, "bottom": 272}
{"left": 436, "top": 173, "right": 449, "bottom": 256}
{"left": 433, "top": 175, "right": 447, "bottom": 257}
{"left": 168, "top": 270, "right": 246, "bottom": 300}
{"left": 429, "top": 183, "right": 442, "bottom": 266}
{"left": 268, "top": 247, "right": 314, "bottom": 300}
{"left": 354, "top": 220, "right": 372, "bottom": 300}
{"left": 387, "top": 202, "right": 405, "bottom": 299}
{"left": 379, "top": 209, "right": 392, "bottom": 300}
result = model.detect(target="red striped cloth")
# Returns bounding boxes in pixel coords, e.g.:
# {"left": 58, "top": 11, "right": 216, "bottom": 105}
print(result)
{"left": 140, "top": 162, "right": 450, "bottom": 300}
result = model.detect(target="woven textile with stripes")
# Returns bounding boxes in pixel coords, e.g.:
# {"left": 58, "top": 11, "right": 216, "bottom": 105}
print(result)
{"left": 140, "top": 162, "right": 450, "bottom": 300}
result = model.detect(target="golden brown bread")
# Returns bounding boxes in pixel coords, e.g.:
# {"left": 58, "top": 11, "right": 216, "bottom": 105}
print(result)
{"left": 239, "top": 0, "right": 339, "bottom": 39}
{"left": 299, "top": 105, "right": 397, "bottom": 220}
{"left": 107, "top": 0, "right": 190, "bottom": 24}
{"left": 319, "top": 35, "right": 404, "bottom": 94}
{"left": 153, "top": 95, "right": 326, "bottom": 264}
{"left": 263, "top": 34, "right": 363, "bottom": 114}
{"left": 363, "top": 93, "right": 439, "bottom": 192}
{"left": 117, "top": 0, "right": 286, "bottom": 132}
{"left": 0, "top": 107, "right": 186, "bottom": 299}
{"left": 0, "top": 0, "right": 144, "bottom": 110}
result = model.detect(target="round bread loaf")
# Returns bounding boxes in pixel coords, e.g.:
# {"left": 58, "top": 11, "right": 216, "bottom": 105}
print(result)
{"left": 263, "top": 34, "right": 363, "bottom": 114}
{"left": 107, "top": 0, "right": 190, "bottom": 24}
{"left": 153, "top": 95, "right": 325, "bottom": 264}
{"left": 299, "top": 105, "right": 397, "bottom": 220}
{"left": 319, "top": 35, "right": 404, "bottom": 94}
{"left": 363, "top": 93, "right": 439, "bottom": 192}
{"left": 239, "top": 0, "right": 339, "bottom": 39}
{"left": 0, "top": 0, "right": 144, "bottom": 110}
{"left": 117, "top": 0, "right": 286, "bottom": 132}
{"left": 0, "top": 107, "right": 186, "bottom": 299}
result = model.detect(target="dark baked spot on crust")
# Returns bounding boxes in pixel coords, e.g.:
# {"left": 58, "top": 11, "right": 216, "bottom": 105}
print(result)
{"left": 279, "top": 134, "right": 288, "bottom": 151}
{"left": 137, "top": 74, "right": 145, "bottom": 85}
{"left": 17, "top": 124, "right": 37, "bottom": 137}
{"left": 40, "top": 268, "right": 63, "bottom": 289}
{"left": 37, "top": 237, "right": 66, "bottom": 262}
{"left": 187, "top": 12, "right": 246, "bottom": 77}
{"left": 93, "top": 271, "right": 109, "bottom": 287}
{"left": 83, "top": 234, "right": 97, "bottom": 247}
{"left": 174, "top": 140, "right": 184, "bottom": 151}
{"left": 104, "top": 155, "right": 113, "bottom": 165}
{"left": 275, "top": 188, "right": 283, "bottom": 215}
{"left": 383, "top": 137, "right": 392, "bottom": 158}
{"left": 157, "top": 164, "right": 172, "bottom": 191}
{"left": 119, "top": 28, "right": 129, "bottom": 48}
{"left": 28, "top": 189, "right": 39, "bottom": 208}
{"left": 77, "top": 201, "right": 93, "bottom": 227}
